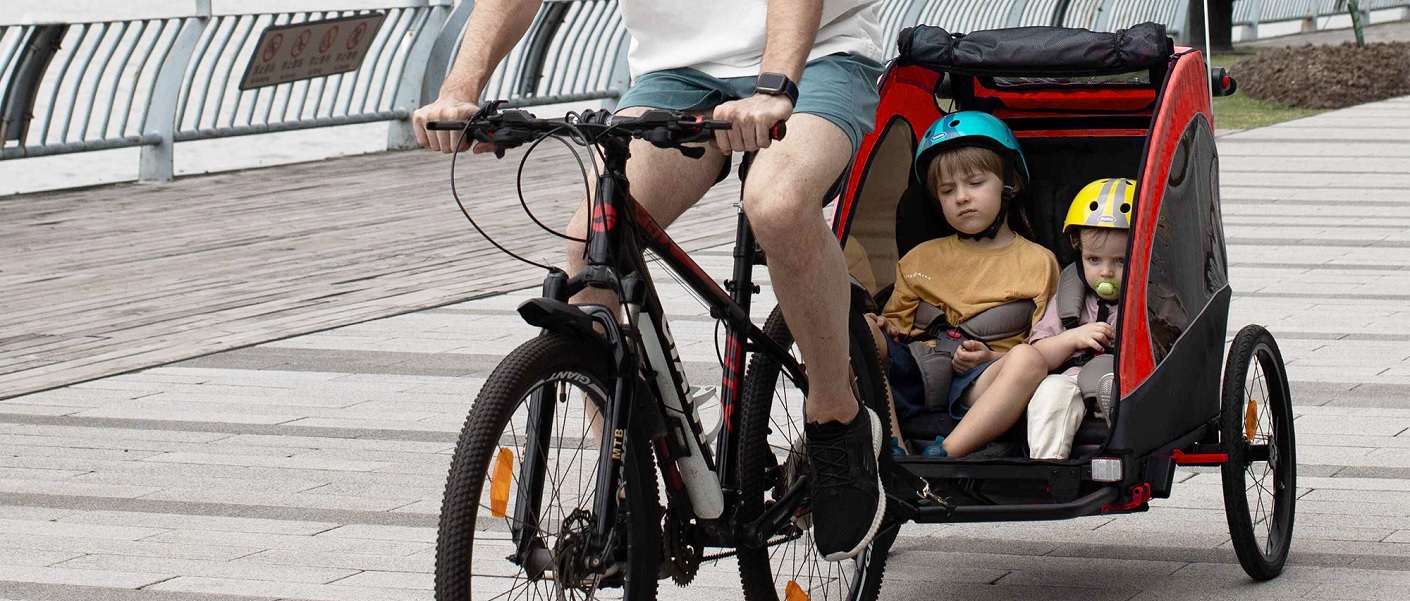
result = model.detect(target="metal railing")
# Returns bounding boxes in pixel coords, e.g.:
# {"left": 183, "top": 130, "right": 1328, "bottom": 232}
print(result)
{"left": 1233, "top": 0, "right": 1410, "bottom": 39}
{"left": 4, "top": 0, "right": 1407, "bottom": 188}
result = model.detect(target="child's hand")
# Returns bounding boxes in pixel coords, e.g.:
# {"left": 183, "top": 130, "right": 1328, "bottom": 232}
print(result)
{"left": 1066, "top": 322, "right": 1115, "bottom": 352}
{"left": 867, "top": 313, "right": 903, "bottom": 340}
{"left": 951, "top": 340, "right": 991, "bottom": 373}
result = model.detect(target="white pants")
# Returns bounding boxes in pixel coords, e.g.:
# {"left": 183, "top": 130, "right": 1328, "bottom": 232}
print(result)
{"left": 1027, "top": 374, "right": 1085, "bottom": 460}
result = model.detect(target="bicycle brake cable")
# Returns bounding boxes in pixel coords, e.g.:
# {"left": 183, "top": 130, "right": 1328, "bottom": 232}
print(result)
{"left": 515, "top": 128, "right": 589, "bottom": 243}
{"left": 448, "top": 123, "right": 555, "bottom": 271}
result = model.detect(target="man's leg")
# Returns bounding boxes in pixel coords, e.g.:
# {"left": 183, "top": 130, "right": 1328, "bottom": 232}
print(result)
{"left": 744, "top": 113, "right": 882, "bottom": 561}
{"left": 743, "top": 114, "right": 856, "bottom": 424}
{"left": 565, "top": 106, "right": 728, "bottom": 307}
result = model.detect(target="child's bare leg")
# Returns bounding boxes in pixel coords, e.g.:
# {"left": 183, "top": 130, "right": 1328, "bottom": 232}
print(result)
{"left": 942, "top": 344, "right": 1047, "bottom": 457}
{"left": 864, "top": 316, "right": 908, "bottom": 453}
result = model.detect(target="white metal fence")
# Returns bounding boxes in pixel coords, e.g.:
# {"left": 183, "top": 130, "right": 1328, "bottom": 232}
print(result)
{"left": 3, "top": 0, "right": 1406, "bottom": 186}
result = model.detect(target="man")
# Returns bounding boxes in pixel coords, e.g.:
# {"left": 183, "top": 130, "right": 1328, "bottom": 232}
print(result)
{"left": 412, "top": 0, "right": 885, "bottom": 561}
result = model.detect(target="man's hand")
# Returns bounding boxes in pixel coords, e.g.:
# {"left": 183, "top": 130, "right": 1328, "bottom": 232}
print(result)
{"left": 951, "top": 340, "right": 992, "bottom": 373}
{"left": 711, "top": 94, "right": 793, "bottom": 154}
{"left": 1063, "top": 322, "right": 1115, "bottom": 353}
{"left": 413, "top": 96, "right": 496, "bottom": 154}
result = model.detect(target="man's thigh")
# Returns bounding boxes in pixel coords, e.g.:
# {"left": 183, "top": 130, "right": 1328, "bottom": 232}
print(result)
{"left": 741, "top": 53, "right": 882, "bottom": 209}
{"left": 614, "top": 70, "right": 734, "bottom": 227}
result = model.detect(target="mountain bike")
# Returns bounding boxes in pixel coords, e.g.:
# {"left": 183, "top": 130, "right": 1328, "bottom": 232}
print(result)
{"left": 428, "top": 102, "right": 898, "bottom": 601}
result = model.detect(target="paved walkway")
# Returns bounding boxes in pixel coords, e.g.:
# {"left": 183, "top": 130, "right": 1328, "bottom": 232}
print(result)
{"left": 2, "top": 96, "right": 1410, "bottom": 600}
{"left": 1, "top": 144, "right": 743, "bottom": 400}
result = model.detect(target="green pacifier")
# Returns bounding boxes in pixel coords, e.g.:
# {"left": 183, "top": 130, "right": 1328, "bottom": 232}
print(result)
{"left": 1093, "top": 280, "right": 1120, "bottom": 300}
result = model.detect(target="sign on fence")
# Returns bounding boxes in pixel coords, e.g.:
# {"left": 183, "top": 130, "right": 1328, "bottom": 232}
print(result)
{"left": 239, "top": 13, "right": 386, "bottom": 90}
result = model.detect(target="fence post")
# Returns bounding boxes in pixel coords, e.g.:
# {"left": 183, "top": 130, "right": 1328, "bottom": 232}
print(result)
{"left": 1093, "top": 0, "right": 1117, "bottom": 30}
{"left": 1301, "top": 0, "right": 1320, "bottom": 31}
{"left": 1170, "top": 0, "right": 1191, "bottom": 43}
{"left": 387, "top": 0, "right": 454, "bottom": 150}
{"left": 418, "top": 0, "right": 476, "bottom": 108}
{"left": 1004, "top": 0, "right": 1031, "bottom": 26}
{"left": 602, "top": 28, "right": 630, "bottom": 111}
{"left": 138, "top": 2, "right": 210, "bottom": 182}
{"left": 1246, "top": 0, "right": 1263, "bottom": 41}
{"left": 1, "top": 25, "right": 68, "bottom": 150}
{"left": 900, "top": 0, "right": 929, "bottom": 29}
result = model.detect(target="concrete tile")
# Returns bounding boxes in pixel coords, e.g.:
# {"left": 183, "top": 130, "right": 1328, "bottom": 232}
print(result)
{"left": 146, "top": 576, "right": 429, "bottom": 601}
{"left": 234, "top": 549, "right": 429, "bottom": 573}
{"left": 51, "top": 554, "right": 357, "bottom": 585}
{"left": 139, "top": 452, "right": 391, "bottom": 472}
{"left": 142, "top": 529, "right": 431, "bottom": 556}
{"left": 327, "top": 570, "right": 431, "bottom": 590}
{"left": 0, "top": 564, "right": 172, "bottom": 588}
{"left": 56, "top": 510, "right": 337, "bottom": 536}
{"left": 0, "top": 532, "right": 261, "bottom": 561}
{"left": 0, "top": 548, "right": 84, "bottom": 567}
{"left": 315, "top": 524, "right": 435, "bottom": 544}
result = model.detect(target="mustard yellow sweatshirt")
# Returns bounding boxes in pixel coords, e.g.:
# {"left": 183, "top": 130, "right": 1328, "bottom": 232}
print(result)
{"left": 883, "top": 235, "right": 1060, "bottom": 352}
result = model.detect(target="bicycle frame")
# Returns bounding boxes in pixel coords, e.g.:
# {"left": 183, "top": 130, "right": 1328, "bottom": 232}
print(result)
{"left": 512, "top": 135, "right": 808, "bottom": 558}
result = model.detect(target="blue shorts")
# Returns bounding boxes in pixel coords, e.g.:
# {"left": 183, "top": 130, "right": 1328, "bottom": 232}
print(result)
{"left": 615, "top": 53, "right": 884, "bottom": 153}
{"left": 885, "top": 336, "right": 993, "bottom": 423}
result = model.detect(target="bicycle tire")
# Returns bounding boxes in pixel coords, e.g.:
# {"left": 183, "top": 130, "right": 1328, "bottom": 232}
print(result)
{"left": 436, "top": 333, "right": 660, "bottom": 600}
{"left": 1220, "top": 325, "right": 1296, "bottom": 581}
{"left": 736, "top": 305, "right": 894, "bottom": 601}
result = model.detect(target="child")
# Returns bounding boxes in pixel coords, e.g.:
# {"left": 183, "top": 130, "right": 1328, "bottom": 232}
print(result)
{"left": 866, "top": 111, "right": 1056, "bottom": 458}
{"left": 1027, "top": 178, "right": 1134, "bottom": 459}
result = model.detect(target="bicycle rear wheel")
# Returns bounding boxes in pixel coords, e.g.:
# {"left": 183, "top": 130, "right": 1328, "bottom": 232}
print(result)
{"left": 735, "top": 305, "right": 894, "bottom": 601}
{"left": 436, "top": 333, "right": 660, "bottom": 600}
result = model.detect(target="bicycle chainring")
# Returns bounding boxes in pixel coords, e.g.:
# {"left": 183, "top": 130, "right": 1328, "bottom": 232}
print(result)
{"left": 660, "top": 511, "right": 701, "bottom": 585}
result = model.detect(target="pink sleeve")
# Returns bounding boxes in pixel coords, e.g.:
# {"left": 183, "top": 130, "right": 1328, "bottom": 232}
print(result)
{"left": 1029, "top": 293, "right": 1064, "bottom": 343}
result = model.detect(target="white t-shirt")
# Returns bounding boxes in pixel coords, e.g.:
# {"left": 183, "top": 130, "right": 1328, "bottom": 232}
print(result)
{"left": 618, "top": 0, "right": 884, "bottom": 79}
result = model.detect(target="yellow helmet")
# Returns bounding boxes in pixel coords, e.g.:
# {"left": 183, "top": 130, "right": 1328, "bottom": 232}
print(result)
{"left": 1064, "top": 178, "right": 1135, "bottom": 234}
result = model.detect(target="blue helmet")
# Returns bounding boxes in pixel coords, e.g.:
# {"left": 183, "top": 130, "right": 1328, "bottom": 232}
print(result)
{"left": 913, "top": 111, "right": 1029, "bottom": 189}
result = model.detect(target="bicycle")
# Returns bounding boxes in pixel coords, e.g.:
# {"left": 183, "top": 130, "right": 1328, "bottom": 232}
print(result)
{"left": 428, "top": 102, "right": 900, "bottom": 601}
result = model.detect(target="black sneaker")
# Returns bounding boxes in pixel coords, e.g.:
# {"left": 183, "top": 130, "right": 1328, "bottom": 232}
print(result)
{"left": 805, "top": 406, "right": 885, "bottom": 561}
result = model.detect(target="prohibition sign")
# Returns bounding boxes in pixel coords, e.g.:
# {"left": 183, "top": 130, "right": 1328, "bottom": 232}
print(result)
{"left": 318, "top": 26, "right": 339, "bottom": 54}
{"left": 347, "top": 23, "right": 369, "bottom": 50}
{"left": 261, "top": 33, "right": 283, "bottom": 62}
{"left": 291, "top": 29, "right": 312, "bottom": 59}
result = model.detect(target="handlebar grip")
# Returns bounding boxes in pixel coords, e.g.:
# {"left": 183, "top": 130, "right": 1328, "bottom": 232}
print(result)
{"left": 770, "top": 122, "right": 787, "bottom": 141}
{"left": 426, "top": 120, "right": 469, "bottom": 131}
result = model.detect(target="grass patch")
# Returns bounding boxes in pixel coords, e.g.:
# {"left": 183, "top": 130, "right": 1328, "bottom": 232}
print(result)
{"left": 1209, "top": 52, "right": 1326, "bottom": 131}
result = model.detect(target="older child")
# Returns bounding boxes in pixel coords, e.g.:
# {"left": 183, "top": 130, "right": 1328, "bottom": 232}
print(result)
{"left": 866, "top": 111, "right": 1056, "bottom": 458}
{"left": 1027, "top": 178, "right": 1133, "bottom": 459}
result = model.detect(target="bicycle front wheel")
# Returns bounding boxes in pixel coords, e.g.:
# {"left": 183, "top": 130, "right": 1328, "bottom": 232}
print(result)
{"left": 436, "top": 333, "right": 660, "bottom": 600}
{"left": 735, "top": 305, "right": 894, "bottom": 601}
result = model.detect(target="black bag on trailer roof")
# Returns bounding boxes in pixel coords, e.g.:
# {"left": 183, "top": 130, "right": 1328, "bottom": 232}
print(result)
{"left": 897, "top": 22, "right": 1173, "bottom": 77}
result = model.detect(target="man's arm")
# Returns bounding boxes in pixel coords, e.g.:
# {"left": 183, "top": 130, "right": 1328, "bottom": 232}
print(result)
{"left": 713, "top": 0, "right": 824, "bottom": 154}
{"left": 413, "top": 0, "right": 543, "bottom": 153}
{"left": 760, "top": 0, "right": 825, "bottom": 82}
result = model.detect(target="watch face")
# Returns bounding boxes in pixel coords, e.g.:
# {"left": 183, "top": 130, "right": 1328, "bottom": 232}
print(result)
{"left": 757, "top": 73, "right": 786, "bottom": 94}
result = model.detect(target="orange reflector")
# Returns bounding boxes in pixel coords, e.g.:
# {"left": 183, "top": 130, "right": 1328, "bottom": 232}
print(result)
{"left": 1244, "top": 398, "right": 1259, "bottom": 441}
{"left": 785, "top": 580, "right": 809, "bottom": 601}
{"left": 490, "top": 447, "right": 514, "bottom": 518}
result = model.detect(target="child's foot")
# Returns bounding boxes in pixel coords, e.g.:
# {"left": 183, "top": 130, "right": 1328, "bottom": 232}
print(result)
{"left": 805, "top": 406, "right": 885, "bottom": 561}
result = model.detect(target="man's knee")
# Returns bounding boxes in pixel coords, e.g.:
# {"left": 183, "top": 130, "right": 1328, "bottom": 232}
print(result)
{"left": 741, "top": 179, "right": 816, "bottom": 239}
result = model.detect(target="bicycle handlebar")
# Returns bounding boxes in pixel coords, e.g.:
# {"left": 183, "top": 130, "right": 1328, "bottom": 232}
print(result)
{"left": 426, "top": 101, "right": 785, "bottom": 157}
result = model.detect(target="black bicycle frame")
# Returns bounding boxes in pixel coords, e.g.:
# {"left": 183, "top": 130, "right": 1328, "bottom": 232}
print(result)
{"left": 513, "top": 135, "right": 809, "bottom": 556}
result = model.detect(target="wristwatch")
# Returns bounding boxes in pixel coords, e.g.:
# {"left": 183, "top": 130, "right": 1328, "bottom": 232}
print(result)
{"left": 755, "top": 72, "right": 800, "bottom": 107}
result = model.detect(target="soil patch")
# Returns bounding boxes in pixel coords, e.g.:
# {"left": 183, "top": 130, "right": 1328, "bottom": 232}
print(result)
{"left": 1231, "top": 42, "right": 1410, "bottom": 109}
